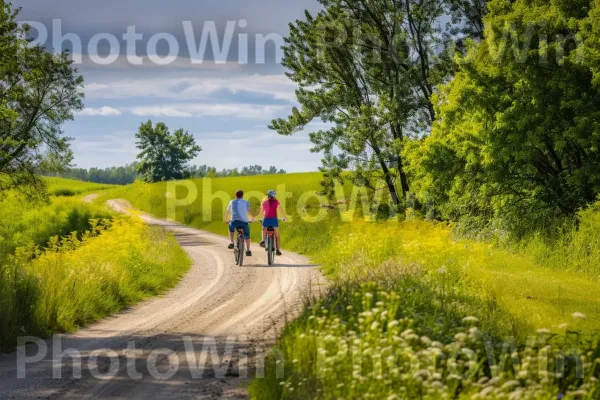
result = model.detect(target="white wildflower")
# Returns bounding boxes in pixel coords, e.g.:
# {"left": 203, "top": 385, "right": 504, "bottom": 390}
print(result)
{"left": 462, "top": 316, "right": 480, "bottom": 324}
{"left": 501, "top": 380, "right": 520, "bottom": 389}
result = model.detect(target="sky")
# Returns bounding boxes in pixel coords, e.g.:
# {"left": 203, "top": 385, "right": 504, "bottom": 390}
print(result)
{"left": 15, "top": 0, "right": 325, "bottom": 172}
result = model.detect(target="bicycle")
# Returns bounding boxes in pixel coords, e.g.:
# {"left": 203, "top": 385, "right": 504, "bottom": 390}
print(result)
{"left": 261, "top": 219, "right": 285, "bottom": 266}
{"left": 233, "top": 225, "right": 245, "bottom": 266}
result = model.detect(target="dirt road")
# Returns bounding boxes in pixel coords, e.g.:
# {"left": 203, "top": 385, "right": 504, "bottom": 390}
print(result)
{"left": 0, "top": 200, "right": 324, "bottom": 399}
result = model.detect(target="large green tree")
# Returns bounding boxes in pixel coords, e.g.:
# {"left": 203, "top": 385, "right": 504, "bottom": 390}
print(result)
{"left": 406, "top": 0, "right": 600, "bottom": 233}
{"left": 271, "top": 0, "right": 483, "bottom": 205}
{"left": 0, "top": 3, "right": 84, "bottom": 196}
{"left": 135, "top": 121, "right": 201, "bottom": 182}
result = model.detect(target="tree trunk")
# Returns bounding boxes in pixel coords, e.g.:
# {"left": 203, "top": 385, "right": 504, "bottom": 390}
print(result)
{"left": 390, "top": 123, "right": 410, "bottom": 198}
{"left": 384, "top": 171, "right": 400, "bottom": 206}
{"left": 372, "top": 144, "right": 400, "bottom": 205}
{"left": 399, "top": 169, "right": 409, "bottom": 198}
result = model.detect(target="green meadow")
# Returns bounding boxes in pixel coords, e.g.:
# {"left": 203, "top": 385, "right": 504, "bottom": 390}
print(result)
{"left": 43, "top": 176, "right": 118, "bottom": 196}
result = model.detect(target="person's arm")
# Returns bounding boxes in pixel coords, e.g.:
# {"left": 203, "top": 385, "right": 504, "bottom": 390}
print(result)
{"left": 255, "top": 203, "right": 264, "bottom": 219}
{"left": 225, "top": 202, "right": 232, "bottom": 222}
{"left": 247, "top": 200, "right": 255, "bottom": 222}
{"left": 248, "top": 208, "right": 255, "bottom": 222}
{"left": 278, "top": 203, "right": 287, "bottom": 221}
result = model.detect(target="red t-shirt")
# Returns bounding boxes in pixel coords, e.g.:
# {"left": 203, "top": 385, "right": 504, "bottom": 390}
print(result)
{"left": 263, "top": 199, "right": 280, "bottom": 219}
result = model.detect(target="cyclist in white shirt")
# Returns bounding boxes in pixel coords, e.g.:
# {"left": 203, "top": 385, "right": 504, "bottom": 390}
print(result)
{"left": 225, "top": 189, "right": 254, "bottom": 256}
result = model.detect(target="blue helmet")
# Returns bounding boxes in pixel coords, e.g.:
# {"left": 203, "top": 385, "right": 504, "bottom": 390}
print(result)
{"left": 267, "top": 190, "right": 276, "bottom": 198}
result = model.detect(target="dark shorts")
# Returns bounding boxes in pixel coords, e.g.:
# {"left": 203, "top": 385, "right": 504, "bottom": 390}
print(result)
{"left": 262, "top": 218, "right": 279, "bottom": 228}
{"left": 229, "top": 220, "right": 250, "bottom": 239}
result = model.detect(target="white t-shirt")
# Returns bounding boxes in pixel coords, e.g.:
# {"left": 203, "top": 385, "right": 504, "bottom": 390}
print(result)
{"left": 227, "top": 199, "right": 250, "bottom": 222}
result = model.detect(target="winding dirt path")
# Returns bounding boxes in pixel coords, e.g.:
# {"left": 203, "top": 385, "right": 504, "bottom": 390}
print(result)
{"left": 0, "top": 200, "right": 325, "bottom": 399}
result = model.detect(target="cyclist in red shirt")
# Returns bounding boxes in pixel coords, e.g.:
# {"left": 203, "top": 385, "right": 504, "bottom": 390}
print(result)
{"left": 257, "top": 190, "right": 287, "bottom": 255}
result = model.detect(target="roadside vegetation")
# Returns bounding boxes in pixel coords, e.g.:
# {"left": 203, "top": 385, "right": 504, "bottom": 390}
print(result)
{"left": 0, "top": 180, "right": 190, "bottom": 352}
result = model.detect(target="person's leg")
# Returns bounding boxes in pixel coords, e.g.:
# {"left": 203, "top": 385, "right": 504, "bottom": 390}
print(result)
{"left": 260, "top": 227, "right": 267, "bottom": 247}
{"left": 228, "top": 222, "right": 235, "bottom": 248}
{"left": 274, "top": 227, "right": 280, "bottom": 250}
{"left": 244, "top": 223, "right": 252, "bottom": 254}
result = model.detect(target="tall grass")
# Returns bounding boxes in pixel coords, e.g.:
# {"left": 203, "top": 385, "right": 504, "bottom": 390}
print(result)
{"left": 0, "top": 192, "right": 112, "bottom": 267}
{"left": 317, "top": 219, "right": 600, "bottom": 335}
{"left": 0, "top": 215, "right": 190, "bottom": 351}
{"left": 516, "top": 202, "right": 600, "bottom": 275}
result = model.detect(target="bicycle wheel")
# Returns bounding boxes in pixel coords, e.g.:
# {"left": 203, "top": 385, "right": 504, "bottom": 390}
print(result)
{"left": 267, "top": 235, "right": 274, "bottom": 266}
{"left": 237, "top": 235, "right": 244, "bottom": 266}
{"left": 233, "top": 236, "right": 239, "bottom": 265}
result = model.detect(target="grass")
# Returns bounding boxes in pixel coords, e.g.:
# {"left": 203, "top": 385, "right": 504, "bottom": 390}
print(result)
{"left": 43, "top": 176, "right": 118, "bottom": 196}
{"left": 95, "top": 173, "right": 600, "bottom": 398}
{"left": 0, "top": 178, "right": 190, "bottom": 352}
{"left": 318, "top": 219, "right": 600, "bottom": 335}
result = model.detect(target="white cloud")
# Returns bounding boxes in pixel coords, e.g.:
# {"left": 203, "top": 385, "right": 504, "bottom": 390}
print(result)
{"left": 73, "top": 54, "right": 243, "bottom": 71}
{"left": 85, "top": 74, "right": 298, "bottom": 103}
{"left": 131, "top": 103, "right": 287, "bottom": 119}
{"left": 131, "top": 107, "right": 193, "bottom": 118}
{"left": 79, "top": 106, "right": 122, "bottom": 116}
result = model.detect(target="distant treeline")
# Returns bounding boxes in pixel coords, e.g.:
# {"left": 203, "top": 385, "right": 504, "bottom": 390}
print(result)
{"left": 45, "top": 164, "right": 139, "bottom": 185}
{"left": 46, "top": 164, "right": 286, "bottom": 185}
{"left": 188, "top": 165, "right": 286, "bottom": 178}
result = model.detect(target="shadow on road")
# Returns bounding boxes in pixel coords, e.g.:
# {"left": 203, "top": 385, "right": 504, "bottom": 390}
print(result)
{"left": 239, "top": 263, "right": 320, "bottom": 269}
{"left": 5, "top": 331, "right": 273, "bottom": 399}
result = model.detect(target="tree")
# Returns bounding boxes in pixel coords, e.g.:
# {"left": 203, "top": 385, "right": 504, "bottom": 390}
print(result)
{"left": 0, "top": 3, "right": 84, "bottom": 197}
{"left": 271, "top": 0, "right": 479, "bottom": 205}
{"left": 447, "top": 0, "right": 488, "bottom": 40}
{"left": 406, "top": 0, "right": 600, "bottom": 234}
{"left": 135, "top": 121, "right": 201, "bottom": 182}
